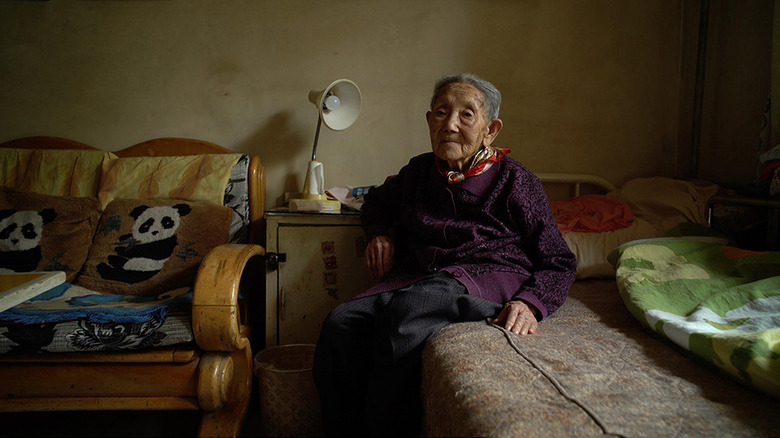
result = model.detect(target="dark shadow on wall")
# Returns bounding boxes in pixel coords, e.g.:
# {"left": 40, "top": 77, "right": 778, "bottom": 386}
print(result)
{"left": 234, "top": 111, "right": 308, "bottom": 208}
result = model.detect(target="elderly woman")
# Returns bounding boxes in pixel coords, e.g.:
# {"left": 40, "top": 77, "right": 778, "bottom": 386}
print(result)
{"left": 313, "top": 73, "right": 576, "bottom": 437}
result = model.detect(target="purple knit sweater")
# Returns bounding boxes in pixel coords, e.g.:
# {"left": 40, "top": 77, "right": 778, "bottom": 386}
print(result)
{"left": 358, "top": 152, "right": 576, "bottom": 319}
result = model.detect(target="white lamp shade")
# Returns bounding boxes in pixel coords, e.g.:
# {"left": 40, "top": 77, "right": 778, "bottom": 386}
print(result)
{"left": 308, "top": 79, "right": 361, "bottom": 131}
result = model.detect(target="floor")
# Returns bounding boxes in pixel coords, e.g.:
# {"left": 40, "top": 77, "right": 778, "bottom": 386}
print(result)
{"left": 0, "top": 384, "right": 277, "bottom": 437}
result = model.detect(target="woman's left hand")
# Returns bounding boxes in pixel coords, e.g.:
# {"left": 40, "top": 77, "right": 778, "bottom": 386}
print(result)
{"left": 492, "top": 301, "right": 538, "bottom": 335}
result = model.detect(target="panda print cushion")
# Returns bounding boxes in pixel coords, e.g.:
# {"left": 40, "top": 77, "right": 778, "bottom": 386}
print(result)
{"left": 0, "top": 187, "right": 101, "bottom": 282}
{"left": 77, "top": 198, "right": 233, "bottom": 296}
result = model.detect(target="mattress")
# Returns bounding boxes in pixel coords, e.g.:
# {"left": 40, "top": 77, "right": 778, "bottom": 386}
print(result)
{"left": 421, "top": 280, "right": 780, "bottom": 437}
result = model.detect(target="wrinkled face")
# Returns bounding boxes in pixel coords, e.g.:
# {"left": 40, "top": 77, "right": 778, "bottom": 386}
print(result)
{"left": 0, "top": 211, "right": 44, "bottom": 251}
{"left": 133, "top": 206, "right": 181, "bottom": 243}
{"left": 427, "top": 83, "right": 499, "bottom": 172}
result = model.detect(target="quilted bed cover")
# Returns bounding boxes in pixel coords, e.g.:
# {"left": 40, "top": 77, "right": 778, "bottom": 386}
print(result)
{"left": 422, "top": 280, "right": 780, "bottom": 437}
{"left": 611, "top": 238, "right": 780, "bottom": 399}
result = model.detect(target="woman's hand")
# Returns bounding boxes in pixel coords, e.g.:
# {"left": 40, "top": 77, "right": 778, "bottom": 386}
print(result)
{"left": 365, "top": 235, "right": 394, "bottom": 281}
{"left": 492, "top": 300, "right": 539, "bottom": 335}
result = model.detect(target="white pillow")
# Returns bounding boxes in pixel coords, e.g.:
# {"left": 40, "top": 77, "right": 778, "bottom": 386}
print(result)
{"left": 607, "top": 177, "right": 718, "bottom": 235}
{"left": 564, "top": 218, "right": 659, "bottom": 279}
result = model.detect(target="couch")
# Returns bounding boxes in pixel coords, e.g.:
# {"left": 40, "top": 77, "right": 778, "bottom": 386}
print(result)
{"left": 0, "top": 136, "right": 266, "bottom": 437}
{"left": 421, "top": 174, "right": 780, "bottom": 437}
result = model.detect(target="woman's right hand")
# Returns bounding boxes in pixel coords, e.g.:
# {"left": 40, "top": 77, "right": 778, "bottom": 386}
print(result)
{"left": 365, "top": 235, "right": 394, "bottom": 281}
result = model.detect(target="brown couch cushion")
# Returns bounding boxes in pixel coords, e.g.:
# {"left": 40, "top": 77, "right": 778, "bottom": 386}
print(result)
{"left": 0, "top": 187, "right": 101, "bottom": 282}
{"left": 77, "top": 198, "right": 232, "bottom": 296}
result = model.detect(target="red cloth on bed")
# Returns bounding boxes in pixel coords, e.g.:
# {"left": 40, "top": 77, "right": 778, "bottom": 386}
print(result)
{"left": 549, "top": 194, "right": 634, "bottom": 234}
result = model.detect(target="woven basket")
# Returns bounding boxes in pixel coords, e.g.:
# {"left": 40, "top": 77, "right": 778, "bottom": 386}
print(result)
{"left": 254, "top": 344, "right": 322, "bottom": 437}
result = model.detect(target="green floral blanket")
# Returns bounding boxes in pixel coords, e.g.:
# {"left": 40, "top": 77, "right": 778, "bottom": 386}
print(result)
{"left": 610, "top": 238, "right": 780, "bottom": 399}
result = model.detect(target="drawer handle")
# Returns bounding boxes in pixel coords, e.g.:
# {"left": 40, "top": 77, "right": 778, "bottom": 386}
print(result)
{"left": 266, "top": 252, "right": 287, "bottom": 271}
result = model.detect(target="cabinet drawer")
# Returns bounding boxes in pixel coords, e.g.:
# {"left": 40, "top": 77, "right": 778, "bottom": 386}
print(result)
{"left": 277, "top": 224, "right": 371, "bottom": 344}
{"left": 264, "top": 212, "right": 374, "bottom": 347}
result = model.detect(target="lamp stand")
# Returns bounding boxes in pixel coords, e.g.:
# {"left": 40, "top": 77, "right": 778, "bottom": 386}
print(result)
{"left": 289, "top": 78, "right": 360, "bottom": 214}
{"left": 289, "top": 115, "right": 341, "bottom": 213}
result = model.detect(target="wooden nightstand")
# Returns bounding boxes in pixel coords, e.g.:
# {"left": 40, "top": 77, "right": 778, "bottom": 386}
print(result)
{"left": 264, "top": 210, "right": 373, "bottom": 347}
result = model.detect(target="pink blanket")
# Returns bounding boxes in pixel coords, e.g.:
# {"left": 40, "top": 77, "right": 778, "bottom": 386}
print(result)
{"left": 550, "top": 194, "right": 633, "bottom": 234}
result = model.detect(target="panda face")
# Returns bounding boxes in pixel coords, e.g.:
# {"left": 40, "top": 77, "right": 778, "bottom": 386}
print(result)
{"left": 0, "top": 210, "right": 48, "bottom": 252}
{"left": 131, "top": 205, "right": 187, "bottom": 243}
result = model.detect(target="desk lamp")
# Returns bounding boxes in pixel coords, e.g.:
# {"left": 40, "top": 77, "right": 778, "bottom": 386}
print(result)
{"left": 290, "top": 79, "right": 361, "bottom": 213}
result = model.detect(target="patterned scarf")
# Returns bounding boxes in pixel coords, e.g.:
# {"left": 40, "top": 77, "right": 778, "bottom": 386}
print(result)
{"left": 436, "top": 145, "right": 511, "bottom": 184}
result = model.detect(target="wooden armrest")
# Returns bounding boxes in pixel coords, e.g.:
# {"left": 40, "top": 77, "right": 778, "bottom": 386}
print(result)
{"left": 192, "top": 244, "right": 265, "bottom": 352}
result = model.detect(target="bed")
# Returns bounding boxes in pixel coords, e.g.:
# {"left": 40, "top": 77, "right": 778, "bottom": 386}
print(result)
{"left": 421, "top": 174, "right": 780, "bottom": 437}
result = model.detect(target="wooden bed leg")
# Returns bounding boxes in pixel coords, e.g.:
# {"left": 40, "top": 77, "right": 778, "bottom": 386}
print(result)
{"left": 197, "top": 347, "right": 253, "bottom": 438}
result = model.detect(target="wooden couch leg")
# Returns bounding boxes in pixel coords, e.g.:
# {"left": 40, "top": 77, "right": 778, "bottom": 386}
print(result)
{"left": 197, "top": 347, "right": 253, "bottom": 438}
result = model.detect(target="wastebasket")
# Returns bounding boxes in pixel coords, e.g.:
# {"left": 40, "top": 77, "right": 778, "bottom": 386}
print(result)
{"left": 254, "top": 344, "right": 322, "bottom": 437}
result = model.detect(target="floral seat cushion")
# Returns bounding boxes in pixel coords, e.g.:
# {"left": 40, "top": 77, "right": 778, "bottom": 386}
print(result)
{"left": 0, "top": 283, "right": 193, "bottom": 353}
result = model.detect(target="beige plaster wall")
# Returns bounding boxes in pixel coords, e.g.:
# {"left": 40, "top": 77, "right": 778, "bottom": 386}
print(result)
{"left": 0, "top": 0, "right": 760, "bottom": 206}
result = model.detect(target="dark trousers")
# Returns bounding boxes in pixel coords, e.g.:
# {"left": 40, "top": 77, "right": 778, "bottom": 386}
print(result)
{"left": 313, "top": 272, "right": 502, "bottom": 437}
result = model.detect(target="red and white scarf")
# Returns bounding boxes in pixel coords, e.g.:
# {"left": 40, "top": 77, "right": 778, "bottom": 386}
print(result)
{"left": 436, "top": 145, "right": 511, "bottom": 184}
